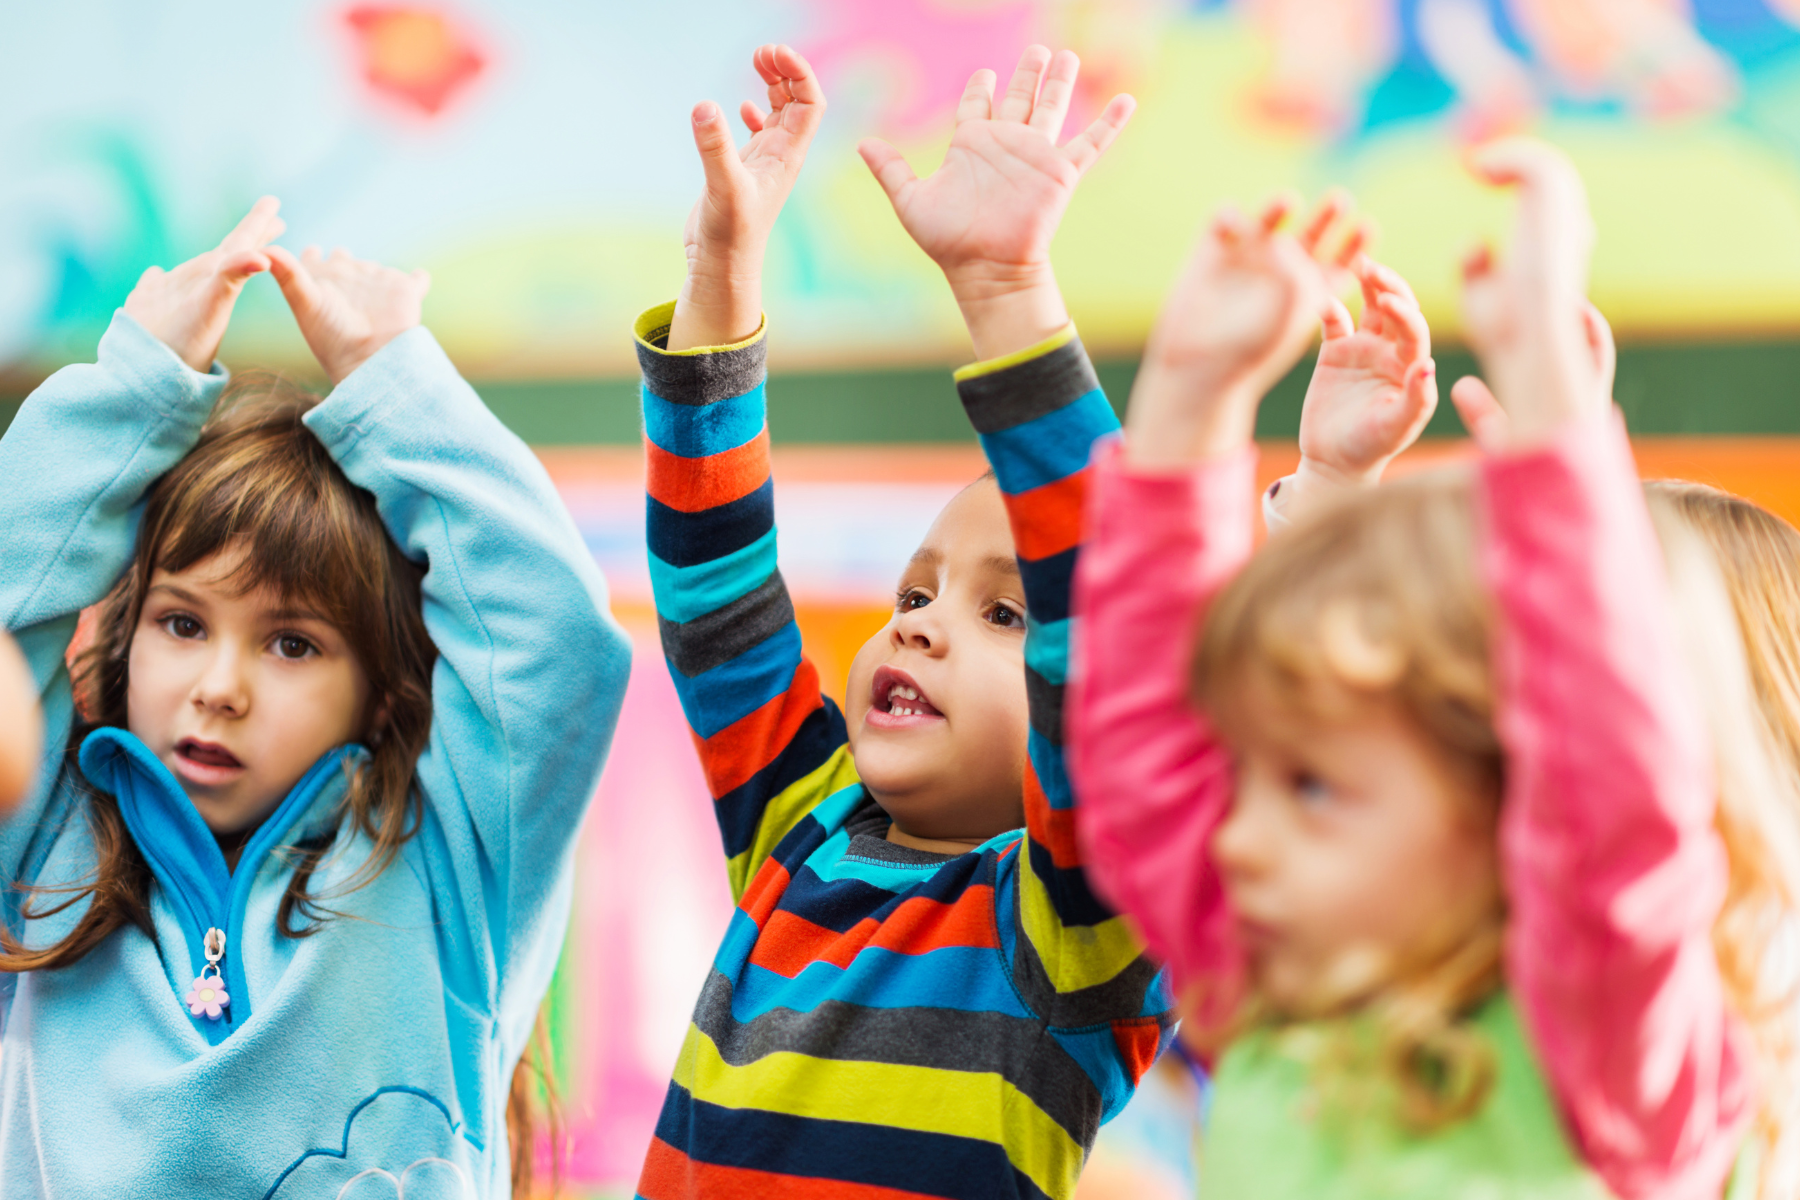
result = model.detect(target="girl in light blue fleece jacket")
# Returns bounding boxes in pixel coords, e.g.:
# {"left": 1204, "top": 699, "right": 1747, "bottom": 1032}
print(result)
{"left": 0, "top": 199, "right": 630, "bottom": 1198}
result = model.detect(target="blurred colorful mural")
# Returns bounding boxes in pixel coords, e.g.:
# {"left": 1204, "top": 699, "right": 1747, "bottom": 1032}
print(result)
{"left": 9, "top": 2, "right": 1800, "bottom": 1197}
{"left": 5, "top": 0, "right": 1800, "bottom": 383}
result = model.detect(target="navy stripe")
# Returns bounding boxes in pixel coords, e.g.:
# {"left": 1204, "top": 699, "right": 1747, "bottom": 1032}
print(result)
{"left": 1026, "top": 838, "right": 1113, "bottom": 930}
{"left": 646, "top": 479, "right": 774, "bottom": 569}
{"left": 653, "top": 1084, "right": 1055, "bottom": 1200}
{"left": 714, "top": 702, "right": 847, "bottom": 860}
{"left": 1018, "top": 546, "right": 1077, "bottom": 626}
{"left": 1025, "top": 665, "right": 1063, "bottom": 747}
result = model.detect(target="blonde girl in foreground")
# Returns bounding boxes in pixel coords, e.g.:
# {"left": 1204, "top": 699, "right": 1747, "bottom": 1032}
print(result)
{"left": 1069, "top": 141, "right": 1793, "bottom": 1197}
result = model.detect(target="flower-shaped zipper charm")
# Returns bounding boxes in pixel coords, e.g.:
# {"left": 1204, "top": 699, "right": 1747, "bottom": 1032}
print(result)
{"left": 186, "top": 926, "right": 229, "bottom": 1020}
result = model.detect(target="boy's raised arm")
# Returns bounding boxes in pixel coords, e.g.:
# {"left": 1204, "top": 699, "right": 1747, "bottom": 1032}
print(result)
{"left": 638, "top": 46, "right": 856, "bottom": 900}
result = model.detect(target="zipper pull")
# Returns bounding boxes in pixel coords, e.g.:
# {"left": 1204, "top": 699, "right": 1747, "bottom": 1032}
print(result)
{"left": 183, "top": 927, "right": 231, "bottom": 1021}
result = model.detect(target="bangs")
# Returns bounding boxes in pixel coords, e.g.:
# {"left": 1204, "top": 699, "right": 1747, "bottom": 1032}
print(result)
{"left": 137, "top": 375, "right": 399, "bottom": 641}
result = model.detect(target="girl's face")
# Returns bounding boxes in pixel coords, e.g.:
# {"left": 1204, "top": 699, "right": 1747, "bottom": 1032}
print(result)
{"left": 1212, "top": 686, "right": 1501, "bottom": 1016}
{"left": 127, "top": 543, "right": 374, "bottom": 842}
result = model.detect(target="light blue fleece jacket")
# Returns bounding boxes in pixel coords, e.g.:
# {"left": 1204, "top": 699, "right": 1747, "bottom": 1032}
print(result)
{"left": 0, "top": 313, "right": 630, "bottom": 1198}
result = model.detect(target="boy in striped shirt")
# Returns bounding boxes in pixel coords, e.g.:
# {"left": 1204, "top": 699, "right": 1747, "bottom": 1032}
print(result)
{"left": 633, "top": 43, "right": 1172, "bottom": 1200}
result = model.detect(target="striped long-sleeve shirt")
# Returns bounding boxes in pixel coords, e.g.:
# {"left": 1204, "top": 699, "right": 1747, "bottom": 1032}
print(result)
{"left": 631, "top": 302, "right": 1174, "bottom": 1200}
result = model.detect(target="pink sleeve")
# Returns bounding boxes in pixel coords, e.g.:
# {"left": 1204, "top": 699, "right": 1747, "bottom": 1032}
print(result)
{"left": 1483, "top": 410, "right": 1752, "bottom": 1199}
{"left": 1068, "top": 440, "right": 1254, "bottom": 1014}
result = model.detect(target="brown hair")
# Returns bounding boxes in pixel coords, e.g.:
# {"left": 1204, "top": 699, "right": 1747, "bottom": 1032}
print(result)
{"left": 2, "top": 374, "right": 559, "bottom": 1194}
{"left": 1191, "top": 472, "right": 1506, "bottom": 1132}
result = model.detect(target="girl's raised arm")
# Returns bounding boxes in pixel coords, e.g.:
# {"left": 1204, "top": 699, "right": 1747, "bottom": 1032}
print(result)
{"left": 0, "top": 200, "right": 281, "bottom": 863}
{"left": 272, "top": 247, "right": 631, "bottom": 1008}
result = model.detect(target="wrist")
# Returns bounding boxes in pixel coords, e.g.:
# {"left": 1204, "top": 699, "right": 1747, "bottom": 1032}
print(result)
{"left": 943, "top": 263, "right": 1068, "bottom": 362}
{"left": 1123, "top": 360, "right": 1259, "bottom": 470}
{"left": 669, "top": 260, "right": 764, "bottom": 352}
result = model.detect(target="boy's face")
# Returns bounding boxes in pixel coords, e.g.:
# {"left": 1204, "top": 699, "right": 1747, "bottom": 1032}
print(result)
{"left": 844, "top": 478, "right": 1030, "bottom": 848}
{"left": 127, "top": 543, "right": 375, "bottom": 847}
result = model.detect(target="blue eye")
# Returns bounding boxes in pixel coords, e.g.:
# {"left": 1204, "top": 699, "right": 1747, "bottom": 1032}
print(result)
{"left": 898, "top": 589, "right": 931, "bottom": 611}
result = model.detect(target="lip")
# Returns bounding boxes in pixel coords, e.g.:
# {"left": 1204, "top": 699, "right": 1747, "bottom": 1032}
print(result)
{"left": 172, "top": 738, "right": 246, "bottom": 787}
{"left": 865, "top": 665, "right": 946, "bottom": 732}
{"left": 1232, "top": 912, "right": 1283, "bottom": 956}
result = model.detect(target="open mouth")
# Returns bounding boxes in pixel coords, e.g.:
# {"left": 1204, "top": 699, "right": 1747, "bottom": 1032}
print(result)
{"left": 174, "top": 738, "right": 245, "bottom": 781}
{"left": 868, "top": 665, "right": 945, "bottom": 726}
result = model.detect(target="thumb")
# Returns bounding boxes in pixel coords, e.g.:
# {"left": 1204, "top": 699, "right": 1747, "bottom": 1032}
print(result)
{"left": 691, "top": 101, "right": 745, "bottom": 195}
{"left": 857, "top": 138, "right": 917, "bottom": 207}
{"left": 1450, "top": 375, "right": 1510, "bottom": 452}
{"left": 266, "top": 245, "right": 323, "bottom": 318}
{"left": 1400, "top": 357, "right": 1439, "bottom": 431}
{"left": 218, "top": 250, "right": 270, "bottom": 287}
{"left": 1320, "top": 296, "right": 1355, "bottom": 341}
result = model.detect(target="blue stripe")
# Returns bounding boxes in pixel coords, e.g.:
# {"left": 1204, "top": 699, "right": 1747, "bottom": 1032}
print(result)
{"left": 642, "top": 383, "right": 766, "bottom": 459}
{"left": 1024, "top": 615, "right": 1068, "bottom": 686}
{"left": 646, "top": 479, "right": 773, "bottom": 570}
{"left": 1049, "top": 1024, "right": 1138, "bottom": 1123}
{"left": 649, "top": 528, "right": 778, "bottom": 624}
{"left": 1029, "top": 726, "right": 1072, "bottom": 810}
{"left": 668, "top": 623, "right": 804, "bottom": 739}
{"left": 731, "top": 948, "right": 1030, "bottom": 1020}
{"left": 976, "top": 389, "right": 1118, "bottom": 495}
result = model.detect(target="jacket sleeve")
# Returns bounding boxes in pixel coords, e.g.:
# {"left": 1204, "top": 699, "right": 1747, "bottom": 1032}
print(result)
{"left": 1067, "top": 439, "right": 1256, "bottom": 1028}
{"left": 1483, "top": 409, "right": 1752, "bottom": 1200}
{"left": 0, "top": 312, "right": 228, "bottom": 886}
{"left": 954, "top": 327, "right": 1176, "bottom": 1117}
{"left": 302, "top": 327, "right": 631, "bottom": 1008}
{"left": 634, "top": 302, "right": 856, "bottom": 903}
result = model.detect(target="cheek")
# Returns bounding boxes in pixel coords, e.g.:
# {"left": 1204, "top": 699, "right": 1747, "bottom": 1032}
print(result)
{"left": 843, "top": 628, "right": 889, "bottom": 737}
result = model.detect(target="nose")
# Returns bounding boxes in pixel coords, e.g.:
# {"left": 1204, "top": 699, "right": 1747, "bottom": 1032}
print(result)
{"left": 191, "top": 642, "right": 250, "bottom": 718}
{"left": 890, "top": 601, "right": 948, "bottom": 655}
{"left": 1212, "top": 783, "right": 1278, "bottom": 887}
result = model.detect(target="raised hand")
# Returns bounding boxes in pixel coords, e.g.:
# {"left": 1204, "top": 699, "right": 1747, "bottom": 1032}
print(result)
{"left": 859, "top": 45, "right": 1135, "bottom": 359}
{"left": 1291, "top": 257, "right": 1438, "bottom": 503}
{"left": 266, "top": 245, "right": 429, "bottom": 385}
{"left": 1452, "top": 298, "right": 1615, "bottom": 452}
{"left": 668, "top": 43, "right": 827, "bottom": 351}
{"left": 1125, "top": 194, "right": 1358, "bottom": 469}
{"left": 1458, "top": 137, "right": 1600, "bottom": 446}
{"left": 122, "top": 197, "right": 284, "bottom": 372}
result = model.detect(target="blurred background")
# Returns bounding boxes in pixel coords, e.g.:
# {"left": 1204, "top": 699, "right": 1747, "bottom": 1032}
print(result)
{"left": 6, "top": 1, "right": 1800, "bottom": 1195}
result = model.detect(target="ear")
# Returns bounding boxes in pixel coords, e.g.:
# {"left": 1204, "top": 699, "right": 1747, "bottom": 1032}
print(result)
{"left": 364, "top": 695, "right": 393, "bottom": 748}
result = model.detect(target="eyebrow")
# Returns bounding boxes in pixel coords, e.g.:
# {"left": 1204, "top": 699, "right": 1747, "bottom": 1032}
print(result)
{"left": 145, "top": 582, "right": 328, "bottom": 625}
{"left": 900, "top": 549, "right": 1023, "bottom": 580}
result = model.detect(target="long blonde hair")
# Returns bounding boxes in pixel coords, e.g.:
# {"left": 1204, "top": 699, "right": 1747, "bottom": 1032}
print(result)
{"left": 1191, "top": 469, "right": 1800, "bottom": 1172}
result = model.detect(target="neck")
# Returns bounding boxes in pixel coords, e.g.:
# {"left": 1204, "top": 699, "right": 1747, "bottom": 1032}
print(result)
{"left": 885, "top": 824, "right": 990, "bottom": 856}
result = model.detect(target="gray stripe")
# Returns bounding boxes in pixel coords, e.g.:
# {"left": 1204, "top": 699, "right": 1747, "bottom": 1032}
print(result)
{"left": 691, "top": 967, "right": 1104, "bottom": 1149}
{"left": 659, "top": 571, "right": 795, "bottom": 679}
{"left": 636, "top": 329, "right": 768, "bottom": 407}
{"left": 1009, "top": 877, "right": 1167, "bottom": 1031}
{"left": 1025, "top": 665, "right": 1062, "bottom": 747}
{"left": 956, "top": 339, "right": 1102, "bottom": 435}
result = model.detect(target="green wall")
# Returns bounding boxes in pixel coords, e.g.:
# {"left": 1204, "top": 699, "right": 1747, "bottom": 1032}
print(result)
{"left": 5, "top": 338, "right": 1799, "bottom": 444}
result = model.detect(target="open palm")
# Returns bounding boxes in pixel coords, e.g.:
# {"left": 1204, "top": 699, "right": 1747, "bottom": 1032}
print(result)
{"left": 123, "top": 197, "right": 284, "bottom": 372}
{"left": 860, "top": 47, "right": 1134, "bottom": 285}
{"left": 1299, "top": 260, "right": 1436, "bottom": 479}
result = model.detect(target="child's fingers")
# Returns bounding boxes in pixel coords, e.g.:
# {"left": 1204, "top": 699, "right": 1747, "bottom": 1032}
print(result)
{"left": 858, "top": 138, "right": 918, "bottom": 205}
{"left": 1450, "top": 375, "right": 1510, "bottom": 451}
{"left": 266, "top": 244, "right": 323, "bottom": 315}
{"left": 740, "top": 100, "right": 768, "bottom": 134}
{"left": 956, "top": 69, "right": 997, "bottom": 125}
{"left": 135, "top": 264, "right": 165, "bottom": 287}
{"left": 1402, "top": 358, "right": 1439, "bottom": 427}
{"left": 1296, "top": 189, "right": 1350, "bottom": 256}
{"left": 1460, "top": 242, "right": 1495, "bottom": 281}
{"left": 1211, "top": 205, "right": 1251, "bottom": 247}
{"left": 1028, "top": 49, "right": 1080, "bottom": 142}
{"left": 1581, "top": 299, "right": 1616, "bottom": 396}
{"left": 690, "top": 101, "right": 746, "bottom": 190}
{"left": 1468, "top": 137, "right": 1591, "bottom": 258}
{"left": 1377, "top": 290, "right": 1430, "bottom": 362}
{"left": 219, "top": 195, "right": 282, "bottom": 255}
{"left": 1331, "top": 221, "right": 1371, "bottom": 270}
{"left": 995, "top": 44, "right": 1052, "bottom": 123}
{"left": 1257, "top": 192, "right": 1300, "bottom": 236}
{"left": 1060, "top": 93, "right": 1135, "bottom": 175}
{"left": 1321, "top": 296, "right": 1355, "bottom": 341}
{"left": 218, "top": 249, "right": 271, "bottom": 284}
{"left": 768, "top": 43, "right": 824, "bottom": 108}
{"left": 1361, "top": 258, "right": 1419, "bottom": 307}
{"left": 412, "top": 268, "right": 432, "bottom": 296}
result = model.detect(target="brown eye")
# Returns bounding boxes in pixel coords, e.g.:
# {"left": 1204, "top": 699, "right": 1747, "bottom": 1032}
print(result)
{"left": 275, "top": 635, "right": 317, "bottom": 660}
{"left": 898, "top": 589, "right": 931, "bottom": 611}
{"left": 162, "top": 614, "right": 203, "bottom": 640}
{"left": 988, "top": 603, "right": 1022, "bottom": 628}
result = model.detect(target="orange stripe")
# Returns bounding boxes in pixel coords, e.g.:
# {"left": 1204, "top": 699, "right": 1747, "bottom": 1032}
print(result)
{"left": 639, "top": 1137, "right": 947, "bottom": 1200}
{"left": 646, "top": 428, "right": 770, "bottom": 514}
{"left": 1111, "top": 1019, "right": 1165, "bottom": 1085}
{"left": 738, "top": 856, "right": 792, "bottom": 931}
{"left": 695, "top": 660, "right": 825, "bottom": 798}
{"left": 1024, "top": 767, "right": 1081, "bottom": 870}
{"left": 748, "top": 886, "right": 999, "bottom": 977}
{"left": 1002, "top": 468, "right": 1088, "bottom": 562}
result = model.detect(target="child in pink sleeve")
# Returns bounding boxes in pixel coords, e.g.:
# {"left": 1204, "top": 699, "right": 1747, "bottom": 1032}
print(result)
{"left": 1069, "top": 143, "right": 1784, "bottom": 1199}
